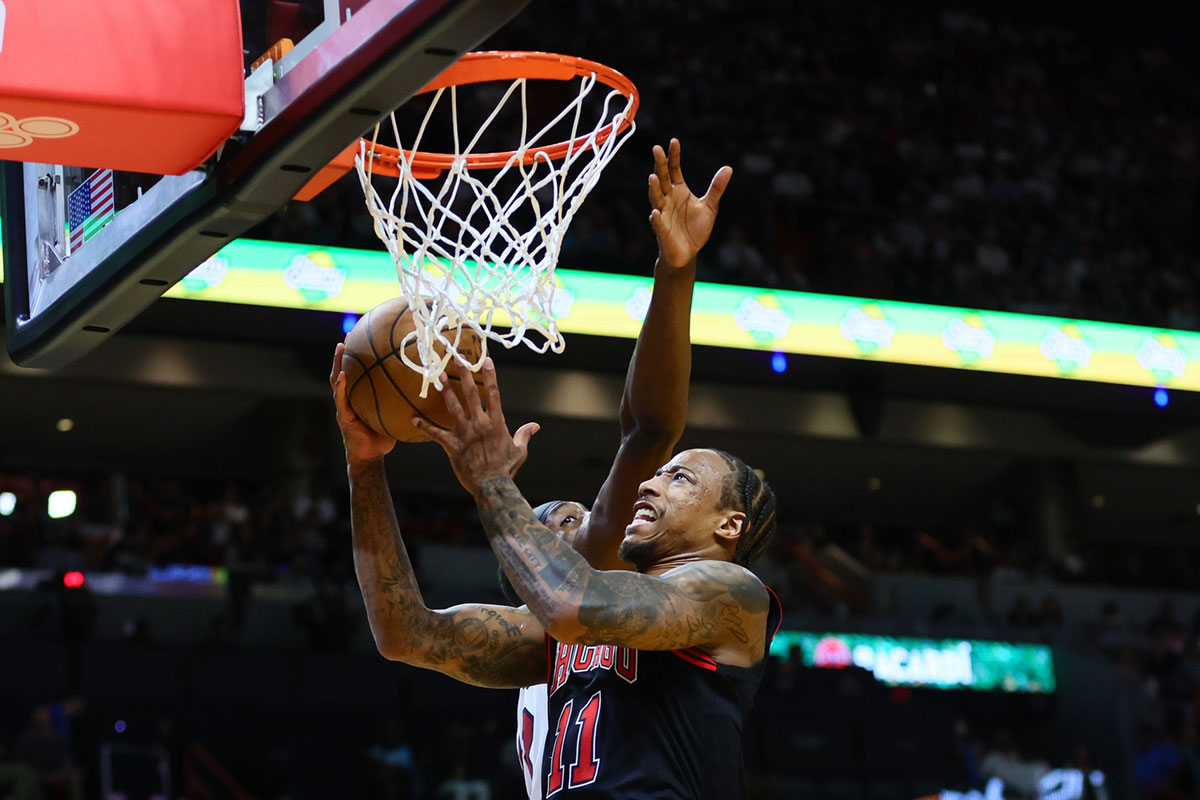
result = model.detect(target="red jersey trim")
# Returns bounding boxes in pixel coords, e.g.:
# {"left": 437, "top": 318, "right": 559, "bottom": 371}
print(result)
{"left": 671, "top": 648, "right": 719, "bottom": 672}
{"left": 765, "top": 585, "right": 783, "bottom": 642}
{"left": 679, "top": 647, "right": 718, "bottom": 665}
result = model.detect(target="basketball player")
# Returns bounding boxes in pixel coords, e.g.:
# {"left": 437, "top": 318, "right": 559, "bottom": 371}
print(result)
{"left": 334, "top": 144, "right": 778, "bottom": 797}
{"left": 339, "top": 363, "right": 779, "bottom": 798}
{"left": 413, "top": 359, "right": 780, "bottom": 798}
{"left": 503, "top": 133, "right": 719, "bottom": 791}
{"left": 505, "top": 142, "right": 714, "bottom": 797}
{"left": 351, "top": 140, "right": 719, "bottom": 798}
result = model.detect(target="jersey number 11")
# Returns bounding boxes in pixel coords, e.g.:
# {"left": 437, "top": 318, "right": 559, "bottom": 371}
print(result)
{"left": 546, "top": 692, "right": 603, "bottom": 795}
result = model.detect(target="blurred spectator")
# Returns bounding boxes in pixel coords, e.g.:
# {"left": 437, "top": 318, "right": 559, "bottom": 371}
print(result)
{"left": 1150, "top": 599, "right": 1186, "bottom": 641}
{"left": 979, "top": 728, "right": 1049, "bottom": 797}
{"left": 1087, "top": 600, "right": 1133, "bottom": 656}
{"left": 121, "top": 615, "right": 154, "bottom": 647}
{"left": 1134, "top": 706, "right": 1199, "bottom": 800}
{"left": 152, "top": 717, "right": 184, "bottom": 800}
{"left": 14, "top": 706, "right": 82, "bottom": 800}
{"left": 367, "top": 719, "right": 421, "bottom": 800}
{"left": 715, "top": 226, "right": 771, "bottom": 286}
{"left": 0, "top": 743, "right": 39, "bottom": 800}
{"left": 224, "top": 525, "right": 269, "bottom": 631}
{"left": 292, "top": 570, "right": 356, "bottom": 653}
{"left": 206, "top": 484, "right": 250, "bottom": 552}
{"left": 31, "top": 574, "right": 96, "bottom": 690}
{"left": 1065, "top": 743, "right": 1109, "bottom": 800}
{"left": 1007, "top": 595, "right": 1038, "bottom": 628}
{"left": 949, "top": 718, "right": 984, "bottom": 791}
{"left": 1039, "top": 595, "right": 1064, "bottom": 630}
{"left": 435, "top": 720, "right": 495, "bottom": 800}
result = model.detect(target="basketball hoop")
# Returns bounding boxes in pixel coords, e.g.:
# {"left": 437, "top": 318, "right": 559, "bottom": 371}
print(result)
{"left": 352, "top": 50, "right": 639, "bottom": 395}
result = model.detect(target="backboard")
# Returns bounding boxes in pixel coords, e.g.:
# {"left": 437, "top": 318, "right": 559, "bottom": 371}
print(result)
{"left": 2, "top": 0, "right": 529, "bottom": 368}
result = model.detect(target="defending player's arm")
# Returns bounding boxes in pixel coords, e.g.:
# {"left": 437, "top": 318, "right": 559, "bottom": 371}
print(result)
{"left": 578, "top": 140, "right": 732, "bottom": 571}
{"left": 416, "top": 359, "right": 769, "bottom": 665}
{"left": 332, "top": 344, "right": 547, "bottom": 689}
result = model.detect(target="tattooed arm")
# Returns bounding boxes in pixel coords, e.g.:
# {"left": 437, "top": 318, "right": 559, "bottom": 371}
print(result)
{"left": 349, "top": 460, "right": 547, "bottom": 688}
{"left": 474, "top": 475, "right": 769, "bottom": 666}
{"left": 414, "top": 358, "right": 769, "bottom": 666}
{"left": 332, "top": 344, "right": 546, "bottom": 689}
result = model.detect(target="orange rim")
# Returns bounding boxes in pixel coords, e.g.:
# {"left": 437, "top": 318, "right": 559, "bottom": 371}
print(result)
{"left": 362, "top": 50, "right": 639, "bottom": 179}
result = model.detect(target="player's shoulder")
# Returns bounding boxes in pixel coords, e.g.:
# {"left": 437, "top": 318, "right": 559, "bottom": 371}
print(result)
{"left": 661, "top": 559, "right": 769, "bottom": 614}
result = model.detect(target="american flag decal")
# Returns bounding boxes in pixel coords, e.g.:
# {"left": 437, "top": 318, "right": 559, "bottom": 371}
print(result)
{"left": 67, "top": 169, "right": 115, "bottom": 252}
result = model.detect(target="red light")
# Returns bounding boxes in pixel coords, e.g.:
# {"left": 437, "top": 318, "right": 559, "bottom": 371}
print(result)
{"left": 63, "top": 571, "right": 85, "bottom": 589}
{"left": 813, "top": 636, "right": 853, "bottom": 668}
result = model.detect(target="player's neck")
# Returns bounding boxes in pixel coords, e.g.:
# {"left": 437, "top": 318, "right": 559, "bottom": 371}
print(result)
{"left": 639, "top": 550, "right": 728, "bottom": 576}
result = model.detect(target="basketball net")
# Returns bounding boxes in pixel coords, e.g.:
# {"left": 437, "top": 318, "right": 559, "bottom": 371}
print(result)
{"left": 355, "top": 60, "right": 636, "bottom": 396}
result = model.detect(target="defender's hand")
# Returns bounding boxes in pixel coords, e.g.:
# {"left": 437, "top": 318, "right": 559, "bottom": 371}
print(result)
{"left": 648, "top": 138, "right": 733, "bottom": 270}
{"left": 331, "top": 342, "right": 396, "bottom": 470}
{"left": 414, "top": 358, "right": 539, "bottom": 497}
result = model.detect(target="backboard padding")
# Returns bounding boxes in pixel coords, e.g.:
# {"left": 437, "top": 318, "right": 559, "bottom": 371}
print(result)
{"left": 4, "top": 0, "right": 529, "bottom": 369}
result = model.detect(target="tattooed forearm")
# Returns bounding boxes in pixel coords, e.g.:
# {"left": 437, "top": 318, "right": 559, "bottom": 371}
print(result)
{"left": 349, "top": 462, "right": 546, "bottom": 688}
{"left": 475, "top": 477, "right": 770, "bottom": 657}
{"left": 350, "top": 460, "right": 426, "bottom": 636}
{"left": 476, "top": 477, "right": 595, "bottom": 626}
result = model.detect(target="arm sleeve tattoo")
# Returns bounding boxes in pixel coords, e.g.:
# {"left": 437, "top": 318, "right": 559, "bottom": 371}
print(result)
{"left": 476, "top": 476, "right": 770, "bottom": 657}
{"left": 350, "top": 460, "right": 547, "bottom": 688}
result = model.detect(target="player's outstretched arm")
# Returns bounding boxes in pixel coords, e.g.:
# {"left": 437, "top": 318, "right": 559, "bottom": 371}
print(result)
{"left": 416, "top": 359, "right": 768, "bottom": 665}
{"left": 579, "top": 140, "right": 732, "bottom": 571}
{"left": 332, "top": 345, "right": 547, "bottom": 689}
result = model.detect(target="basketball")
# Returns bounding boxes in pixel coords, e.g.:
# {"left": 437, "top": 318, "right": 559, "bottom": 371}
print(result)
{"left": 341, "top": 297, "right": 484, "bottom": 442}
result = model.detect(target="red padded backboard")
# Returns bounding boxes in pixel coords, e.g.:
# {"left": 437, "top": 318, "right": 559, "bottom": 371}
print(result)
{"left": 0, "top": 0, "right": 244, "bottom": 174}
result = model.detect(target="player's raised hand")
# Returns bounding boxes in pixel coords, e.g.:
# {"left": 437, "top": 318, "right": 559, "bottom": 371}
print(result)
{"left": 648, "top": 138, "right": 733, "bottom": 270}
{"left": 331, "top": 342, "right": 396, "bottom": 469}
{"left": 414, "top": 358, "right": 540, "bottom": 496}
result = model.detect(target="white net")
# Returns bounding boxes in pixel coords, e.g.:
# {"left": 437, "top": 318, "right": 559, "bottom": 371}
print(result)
{"left": 354, "top": 67, "right": 636, "bottom": 396}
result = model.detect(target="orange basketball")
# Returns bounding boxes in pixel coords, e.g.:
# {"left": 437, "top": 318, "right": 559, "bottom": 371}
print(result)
{"left": 341, "top": 297, "right": 484, "bottom": 442}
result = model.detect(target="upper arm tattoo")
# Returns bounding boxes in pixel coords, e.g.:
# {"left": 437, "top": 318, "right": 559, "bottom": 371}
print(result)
{"left": 573, "top": 561, "right": 769, "bottom": 654}
{"left": 413, "top": 604, "right": 548, "bottom": 689}
{"left": 473, "top": 478, "right": 767, "bottom": 660}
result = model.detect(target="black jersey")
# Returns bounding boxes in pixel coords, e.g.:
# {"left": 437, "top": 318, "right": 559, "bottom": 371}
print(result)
{"left": 539, "top": 588, "right": 782, "bottom": 799}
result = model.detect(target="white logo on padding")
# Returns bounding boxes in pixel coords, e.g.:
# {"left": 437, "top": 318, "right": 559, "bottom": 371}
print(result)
{"left": 0, "top": 114, "right": 79, "bottom": 148}
{"left": 0, "top": 2, "right": 7, "bottom": 54}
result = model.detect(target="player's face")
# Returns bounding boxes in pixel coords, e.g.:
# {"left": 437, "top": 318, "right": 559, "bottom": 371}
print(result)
{"left": 620, "top": 449, "right": 734, "bottom": 567}
{"left": 546, "top": 501, "right": 589, "bottom": 549}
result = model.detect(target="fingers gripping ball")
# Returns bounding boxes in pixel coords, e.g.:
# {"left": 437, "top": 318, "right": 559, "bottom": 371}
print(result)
{"left": 341, "top": 297, "right": 484, "bottom": 442}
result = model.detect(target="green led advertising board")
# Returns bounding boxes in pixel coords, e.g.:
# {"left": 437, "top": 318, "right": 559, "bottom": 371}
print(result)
{"left": 4, "top": 235, "right": 1200, "bottom": 391}
{"left": 771, "top": 630, "right": 1055, "bottom": 693}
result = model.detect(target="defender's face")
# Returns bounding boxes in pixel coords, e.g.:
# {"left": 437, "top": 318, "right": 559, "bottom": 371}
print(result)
{"left": 545, "top": 501, "right": 589, "bottom": 549}
{"left": 620, "top": 449, "right": 733, "bottom": 566}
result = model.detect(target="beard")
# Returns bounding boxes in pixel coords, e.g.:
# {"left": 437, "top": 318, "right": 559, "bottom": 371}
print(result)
{"left": 618, "top": 536, "right": 662, "bottom": 570}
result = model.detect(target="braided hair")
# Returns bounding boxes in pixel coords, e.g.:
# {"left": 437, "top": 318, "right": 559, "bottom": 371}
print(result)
{"left": 710, "top": 450, "right": 778, "bottom": 567}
